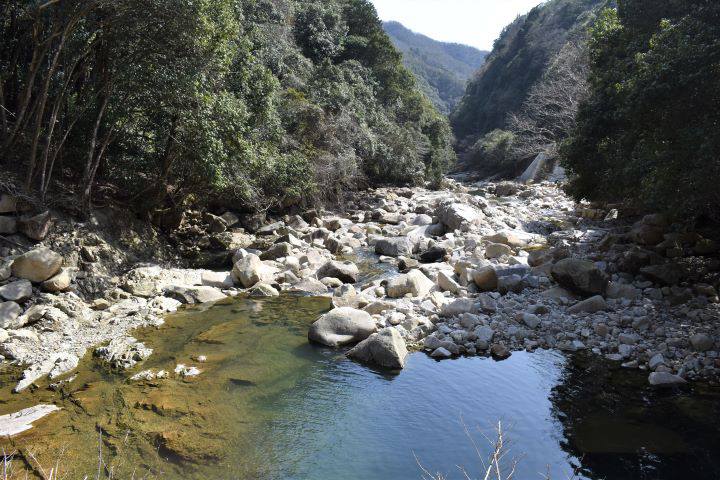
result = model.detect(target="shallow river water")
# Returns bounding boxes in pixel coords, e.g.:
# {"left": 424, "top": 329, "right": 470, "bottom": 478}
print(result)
{"left": 1, "top": 294, "right": 719, "bottom": 480}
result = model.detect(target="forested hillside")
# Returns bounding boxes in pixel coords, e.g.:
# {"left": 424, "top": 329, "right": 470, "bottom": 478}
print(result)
{"left": 383, "top": 21, "right": 488, "bottom": 114}
{"left": 562, "top": 0, "right": 720, "bottom": 220}
{"left": 450, "top": 0, "right": 604, "bottom": 147}
{"left": 0, "top": 0, "right": 455, "bottom": 217}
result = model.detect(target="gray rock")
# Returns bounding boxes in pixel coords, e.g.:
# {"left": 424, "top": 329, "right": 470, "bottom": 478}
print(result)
{"left": 11, "top": 248, "right": 63, "bottom": 283}
{"left": 619, "top": 333, "right": 640, "bottom": 345}
{"left": 18, "top": 211, "right": 53, "bottom": 241}
{"left": 640, "top": 264, "right": 684, "bottom": 286}
{"left": 308, "top": 307, "right": 376, "bottom": 347}
{"left": 200, "top": 271, "right": 234, "bottom": 289}
{"left": 606, "top": 282, "right": 640, "bottom": 300}
{"left": 431, "top": 347, "right": 453, "bottom": 358}
{"left": 347, "top": 327, "right": 408, "bottom": 369}
{"left": 260, "top": 242, "right": 292, "bottom": 261}
{"left": 289, "top": 278, "right": 328, "bottom": 294}
{"left": 164, "top": 285, "right": 227, "bottom": 304}
{"left": 0, "top": 280, "right": 32, "bottom": 302}
{"left": 441, "top": 298, "right": 476, "bottom": 317}
{"left": 567, "top": 295, "right": 608, "bottom": 314}
{"left": 437, "top": 271, "right": 461, "bottom": 294}
{"left": 690, "top": 333, "right": 714, "bottom": 352}
{"left": 521, "top": 313, "right": 541, "bottom": 329}
{"left": 0, "top": 301, "right": 23, "bottom": 329}
{"left": 648, "top": 353, "right": 665, "bottom": 370}
{"left": 232, "top": 254, "right": 274, "bottom": 288}
{"left": 248, "top": 283, "right": 280, "bottom": 297}
{"left": 551, "top": 258, "right": 608, "bottom": 296}
{"left": 485, "top": 243, "right": 513, "bottom": 259}
{"left": 375, "top": 237, "right": 414, "bottom": 257}
{"left": 497, "top": 274, "right": 524, "bottom": 294}
{"left": 386, "top": 270, "right": 434, "bottom": 298}
{"left": 317, "top": 261, "right": 359, "bottom": 284}
{"left": 648, "top": 372, "right": 687, "bottom": 387}
{"left": 437, "top": 203, "right": 483, "bottom": 232}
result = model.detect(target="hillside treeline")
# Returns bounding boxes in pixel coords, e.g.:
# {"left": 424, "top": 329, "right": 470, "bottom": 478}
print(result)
{"left": 0, "top": 0, "right": 455, "bottom": 215}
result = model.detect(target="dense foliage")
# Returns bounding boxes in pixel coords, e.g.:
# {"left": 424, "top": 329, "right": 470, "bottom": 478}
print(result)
{"left": 562, "top": 0, "right": 720, "bottom": 220}
{"left": 0, "top": 0, "right": 455, "bottom": 215}
{"left": 383, "top": 21, "right": 488, "bottom": 114}
{"left": 450, "top": 0, "right": 604, "bottom": 146}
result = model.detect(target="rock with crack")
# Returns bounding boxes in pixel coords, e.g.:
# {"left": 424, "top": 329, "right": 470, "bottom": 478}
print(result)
{"left": 95, "top": 336, "right": 152, "bottom": 370}
{"left": 0, "top": 405, "right": 61, "bottom": 437}
{"left": 347, "top": 327, "right": 408, "bottom": 369}
{"left": 308, "top": 307, "right": 376, "bottom": 347}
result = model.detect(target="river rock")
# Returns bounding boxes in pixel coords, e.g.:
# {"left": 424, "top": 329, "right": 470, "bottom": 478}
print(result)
{"left": 0, "top": 405, "right": 61, "bottom": 437}
{"left": 640, "top": 264, "right": 683, "bottom": 286}
{"left": 260, "top": 242, "right": 292, "bottom": 261}
{"left": 95, "top": 336, "right": 152, "bottom": 369}
{"left": 437, "top": 203, "right": 483, "bottom": 232}
{"left": 317, "top": 260, "right": 359, "bottom": 284}
{"left": 289, "top": 278, "right": 328, "bottom": 294}
{"left": 606, "top": 282, "right": 639, "bottom": 300}
{"left": 472, "top": 266, "right": 498, "bottom": 291}
{"left": 0, "top": 302, "right": 23, "bottom": 329}
{"left": 41, "top": 268, "right": 72, "bottom": 293}
{"left": 485, "top": 243, "right": 512, "bottom": 259}
{"left": 0, "top": 261, "right": 11, "bottom": 281}
{"left": 441, "top": 298, "right": 476, "bottom": 317}
{"left": 375, "top": 237, "right": 413, "bottom": 257}
{"left": 648, "top": 372, "right": 687, "bottom": 387}
{"left": 0, "top": 280, "right": 32, "bottom": 302}
{"left": 567, "top": 295, "right": 608, "bottom": 314}
{"left": 164, "top": 285, "right": 227, "bottom": 304}
{"left": 200, "top": 271, "right": 234, "bottom": 289}
{"left": 437, "top": 271, "right": 460, "bottom": 294}
{"left": 347, "top": 327, "right": 408, "bottom": 369}
{"left": 232, "top": 254, "right": 274, "bottom": 288}
{"left": 419, "top": 246, "right": 447, "bottom": 263}
{"left": 18, "top": 211, "right": 53, "bottom": 241}
{"left": 248, "top": 283, "right": 279, "bottom": 297}
{"left": 308, "top": 307, "right": 376, "bottom": 347}
{"left": 551, "top": 258, "right": 608, "bottom": 296}
{"left": 690, "top": 333, "right": 714, "bottom": 352}
{"left": 431, "top": 347, "right": 453, "bottom": 358}
{"left": 485, "top": 232, "right": 526, "bottom": 249}
{"left": 385, "top": 270, "right": 434, "bottom": 298}
{"left": 11, "top": 248, "right": 63, "bottom": 283}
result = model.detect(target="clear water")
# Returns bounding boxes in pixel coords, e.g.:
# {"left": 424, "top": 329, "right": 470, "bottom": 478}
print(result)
{"left": 0, "top": 294, "right": 719, "bottom": 480}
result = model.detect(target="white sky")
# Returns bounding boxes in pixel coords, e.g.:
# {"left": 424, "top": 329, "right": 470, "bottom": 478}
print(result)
{"left": 369, "top": 0, "right": 544, "bottom": 51}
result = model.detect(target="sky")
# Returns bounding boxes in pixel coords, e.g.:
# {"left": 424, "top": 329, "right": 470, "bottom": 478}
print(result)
{"left": 369, "top": 0, "right": 543, "bottom": 51}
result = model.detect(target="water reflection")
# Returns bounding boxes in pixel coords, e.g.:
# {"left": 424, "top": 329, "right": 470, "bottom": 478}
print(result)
{"left": 550, "top": 354, "right": 720, "bottom": 480}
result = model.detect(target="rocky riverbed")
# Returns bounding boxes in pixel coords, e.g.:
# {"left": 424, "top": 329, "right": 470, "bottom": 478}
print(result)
{"left": 0, "top": 176, "right": 719, "bottom": 410}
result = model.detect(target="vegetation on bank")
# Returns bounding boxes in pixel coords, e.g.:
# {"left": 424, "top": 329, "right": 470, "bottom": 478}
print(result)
{"left": 383, "top": 21, "right": 489, "bottom": 115}
{"left": 0, "top": 0, "right": 455, "bottom": 216}
{"left": 561, "top": 0, "right": 720, "bottom": 221}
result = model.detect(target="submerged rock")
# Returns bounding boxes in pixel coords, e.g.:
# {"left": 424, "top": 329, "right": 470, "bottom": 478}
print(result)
{"left": 308, "top": 307, "right": 376, "bottom": 347}
{"left": 347, "top": 327, "right": 408, "bottom": 369}
{"left": 0, "top": 405, "right": 61, "bottom": 437}
{"left": 95, "top": 336, "right": 152, "bottom": 370}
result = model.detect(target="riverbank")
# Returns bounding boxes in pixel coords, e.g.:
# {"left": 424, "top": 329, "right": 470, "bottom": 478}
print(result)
{"left": 1, "top": 176, "right": 719, "bottom": 399}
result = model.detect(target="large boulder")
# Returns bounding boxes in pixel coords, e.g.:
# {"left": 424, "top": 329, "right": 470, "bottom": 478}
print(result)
{"left": 375, "top": 237, "right": 414, "bottom": 257}
{"left": 308, "top": 307, "right": 376, "bottom": 347}
{"left": 551, "top": 258, "right": 608, "bottom": 296}
{"left": 11, "top": 248, "right": 63, "bottom": 283}
{"left": 288, "top": 278, "right": 328, "bottom": 295}
{"left": 18, "top": 211, "right": 53, "bottom": 241}
{"left": 317, "top": 261, "right": 359, "bottom": 284}
{"left": 232, "top": 254, "right": 275, "bottom": 288}
{"left": 386, "top": 270, "right": 434, "bottom": 298}
{"left": 485, "top": 232, "right": 526, "bottom": 249}
{"left": 347, "top": 327, "right": 408, "bottom": 369}
{"left": 437, "top": 203, "right": 483, "bottom": 232}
